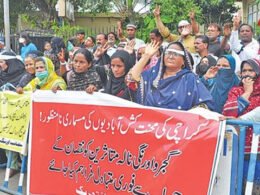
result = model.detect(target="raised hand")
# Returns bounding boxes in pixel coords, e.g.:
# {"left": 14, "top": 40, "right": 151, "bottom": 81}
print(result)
{"left": 144, "top": 41, "right": 160, "bottom": 57}
{"left": 232, "top": 13, "right": 241, "bottom": 30}
{"left": 57, "top": 48, "right": 66, "bottom": 63}
{"left": 117, "top": 20, "right": 123, "bottom": 37}
{"left": 153, "top": 5, "right": 160, "bottom": 18}
{"left": 189, "top": 11, "right": 195, "bottom": 21}
{"left": 124, "top": 39, "right": 136, "bottom": 54}
{"left": 94, "top": 42, "right": 110, "bottom": 58}
{"left": 223, "top": 23, "right": 232, "bottom": 37}
{"left": 204, "top": 66, "right": 219, "bottom": 79}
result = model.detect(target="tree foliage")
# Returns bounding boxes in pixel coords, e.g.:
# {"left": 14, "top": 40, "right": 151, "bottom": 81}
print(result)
{"left": 0, "top": 0, "right": 87, "bottom": 31}
{"left": 194, "top": 0, "right": 239, "bottom": 27}
{"left": 80, "top": 0, "right": 113, "bottom": 13}
{"left": 1, "top": 0, "right": 240, "bottom": 37}
{"left": 138, "top": 0, "right": 201, "bottom": 41}
{"left": 0, "top": 0, "right": 33, "bottom": 31}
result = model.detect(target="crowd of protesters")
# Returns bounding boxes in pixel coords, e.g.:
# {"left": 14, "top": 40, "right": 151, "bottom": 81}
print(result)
{"left": 0, "top": 6, "right": 259, "bottom": 192}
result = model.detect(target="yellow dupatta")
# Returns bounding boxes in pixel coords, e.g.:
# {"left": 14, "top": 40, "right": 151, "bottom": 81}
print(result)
{"left": 24, "top": 57, "right": 67, "bottom": 91}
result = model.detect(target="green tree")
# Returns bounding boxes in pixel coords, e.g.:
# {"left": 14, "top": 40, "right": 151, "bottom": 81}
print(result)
{"left": 111, "top": 0, "right": 151, "bottom": 23}
{"left": 80, "top": 0, "right": 113, "bottom": 13}
{"left": 0, "top": 0, "right": 87, "bottom": 31}
{"left": 0, "top": 0, "right": 33, "bottom": 31}
{"left": 139, "top": 0, "right": 201, "bottom": 41}
{"left": 194, "top": 0, "right": 239, "bottom": 27}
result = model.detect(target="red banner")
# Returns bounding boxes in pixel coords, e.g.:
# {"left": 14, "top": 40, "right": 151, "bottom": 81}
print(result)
{"left": 29, "top": 92, "right": 223, "bottom": 195}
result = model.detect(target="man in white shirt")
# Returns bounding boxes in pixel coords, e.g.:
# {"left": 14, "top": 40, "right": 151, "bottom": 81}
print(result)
{"left": 229, "top": 15, "right": 259, "bottom": 72}
{"left": 117, "top": 23, "right": 145, "bottom": 50}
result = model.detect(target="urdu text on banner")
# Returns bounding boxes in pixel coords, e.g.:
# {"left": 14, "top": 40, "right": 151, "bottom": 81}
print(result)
{"left": 29, "top": 91, "right": 225, "bottom": 195}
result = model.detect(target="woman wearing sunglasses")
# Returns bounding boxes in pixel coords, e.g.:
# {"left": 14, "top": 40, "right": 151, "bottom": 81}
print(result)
{"left": 127, "top": 41, "right": 214, "bottom": 111}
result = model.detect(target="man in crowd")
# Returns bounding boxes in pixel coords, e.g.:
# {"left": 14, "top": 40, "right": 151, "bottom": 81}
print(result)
{"left": 153, "top": 5, "right": 199, "bottom": 53}
{"left": 206, "top": 23, "right": 225, "bottom": 57}
{"left": 228, "top": 14, "right": 259, "bottom": 72}
{"left": 93, "top": 33, "right": 111, "bottom": 65}
{"left": 192, "top": 35, "right": 217, "bottom": 72}
{"left": 76, "top": 30, "right": 86, "bottom": 48}
{"left": 117, "top": 22, "right": 145, "bottom": 50}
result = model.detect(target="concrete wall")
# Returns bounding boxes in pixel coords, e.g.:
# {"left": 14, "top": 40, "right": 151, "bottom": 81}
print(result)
{"left": 74, "top": 13, "right": 122, "bottom": 36}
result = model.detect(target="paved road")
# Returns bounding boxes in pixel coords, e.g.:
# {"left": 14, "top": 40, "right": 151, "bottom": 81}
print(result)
{"left": 0, "top": 168, "right": 27, "bottom": 195}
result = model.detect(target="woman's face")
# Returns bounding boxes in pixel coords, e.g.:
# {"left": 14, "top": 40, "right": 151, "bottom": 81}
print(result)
{"left": 201, "top": 58, "right": 209, "bottom": 65}
{"left": 24, "top": 57, "right": 35, "bottom": 74}
{"left": 241, "top": 63, "right": 257, "bottom": 79}
{"left": 164, "top": 44, "right": 185, "bottom": 70}
{"left": 0, "top": 59, "right": 8, "bottom": 71}
{"left": 35, "top": 61, "right": 46, "bottom": 73}
{"left": 73, "top": 53, "right": 91, "bottom": 73}
{"left": 216, "top": 58, "right": 230, "bottom": 69}
{"left": 44, "top": 42, "right": 51, "bottom": 51}
{"left": 85, "top": 37, "right": 94, "bottom": 48}
{"left": 111, "top": 58, "right": 125, "bottom": 78}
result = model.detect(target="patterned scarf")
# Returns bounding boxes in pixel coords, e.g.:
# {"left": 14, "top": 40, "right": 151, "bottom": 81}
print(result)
{"left": 67, "top": 66, "right": 101, "bottom": 91}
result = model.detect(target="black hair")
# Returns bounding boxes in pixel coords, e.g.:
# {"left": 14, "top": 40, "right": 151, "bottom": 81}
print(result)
{"left": 20, "top": 32, "right": 31, "bottom": 44}
{"left": 88, "top": 36, "right": 96, "bottom": 44}
{"left": 76, "top": 30, "right": 85, "bottom": 36}
{"left": 150, "top": 28, "right": 163, "bottom": 41}
{"left": 195, "top": 35, "right": 209, "bottom": 45}
{"left": 208, "top": 23, "right": 222, "bottom": 32}
{"left": 107, "top": 32, "right": 118, "bottom": 41}
{"left": 73, "top": 48, "right": 93, "bottom": 64}
{"left": 238, "top": 23, "right": 253, "bottom": 33}
{"left": 50, "top": 37, "right": 66, "bottom": 54}
{"left": 96, "top": 33, "right": 108, "bottom": 40}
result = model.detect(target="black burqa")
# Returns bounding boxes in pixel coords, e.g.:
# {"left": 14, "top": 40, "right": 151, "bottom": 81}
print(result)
{"left": 103, "top": 50, "right": 135, "bottom": 100}
{"left": 0, "top": 51, "right": 26, "bottom": 87}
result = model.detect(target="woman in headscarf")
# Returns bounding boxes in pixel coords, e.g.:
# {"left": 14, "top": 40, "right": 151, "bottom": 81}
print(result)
{"left": 44, "top": 37, "right": 68, "bottom": 75}
{"left": 196, "top": 55, "right": 217, "bottom": 77}
{"left": 16, "top": 50, "right": 43, "bottom": 89}
{"left": 22, "top": 57, "right": 66, "bottom": 91}
{"left": 63, "top": 48, "right": 102, "bottom": 93}
{"left": 201, "top": 55, "right": 240, "bottom": 113}
{"left": 95, "top": 49, "right": 136, "bottom": 101}
{"left": 0, "top": 51, "right": 26, "bottom": 89}
{"left": 223, "top": 58, "right": 260, "bottom": 193}
{"left": 128, "top": 41, "right": 214, "bottom": 110}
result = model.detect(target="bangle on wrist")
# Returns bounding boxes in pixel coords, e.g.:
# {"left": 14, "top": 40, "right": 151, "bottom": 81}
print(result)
{"left": 60, "top": 61, "right": 67, "bottom": 66}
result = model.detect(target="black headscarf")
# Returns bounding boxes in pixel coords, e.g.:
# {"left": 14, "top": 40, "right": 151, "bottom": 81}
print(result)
{"left": 104, "top": 50, "right": 135, "bottom": 100}
{"left": 196, "top": 55, "right": 217, "bottom": 77}
{"left": 0, "top": 51, "right": 26, "bottom": 87}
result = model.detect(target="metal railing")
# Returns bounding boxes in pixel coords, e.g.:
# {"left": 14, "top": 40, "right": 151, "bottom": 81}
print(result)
{"left": 226, "top": 119, "right": 260, "bottom": 195}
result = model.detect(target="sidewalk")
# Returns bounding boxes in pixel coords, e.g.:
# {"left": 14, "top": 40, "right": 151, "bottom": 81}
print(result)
{"left": 0, "top": 168, "right": 27, "bottom": 195}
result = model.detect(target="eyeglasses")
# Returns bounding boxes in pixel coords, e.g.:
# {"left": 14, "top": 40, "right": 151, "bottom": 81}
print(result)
{"left": 165, "top": 49, "right": 184, "bottom": 57}
{"left": 178, "top": 25, "right": 189, "bottom": 29}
